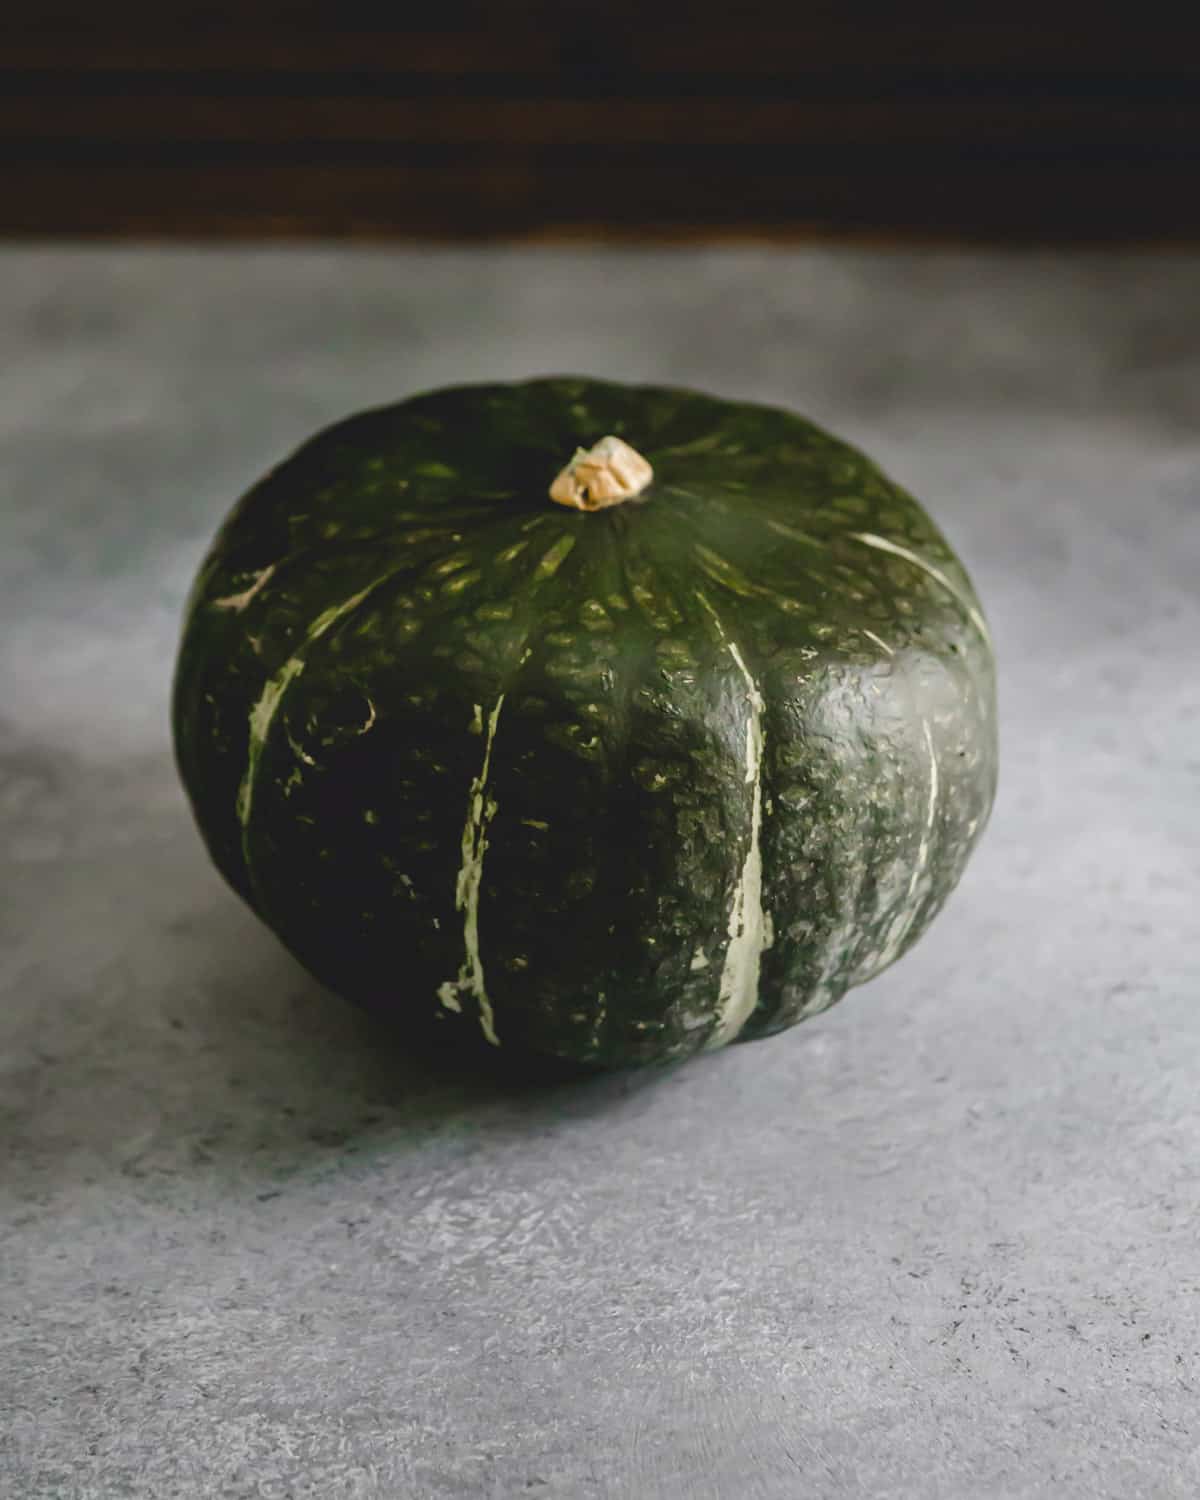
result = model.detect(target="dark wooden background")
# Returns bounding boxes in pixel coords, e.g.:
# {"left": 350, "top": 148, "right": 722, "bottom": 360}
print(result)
{"left": 4, "top": 2, "right": 1199, "bottom": 241}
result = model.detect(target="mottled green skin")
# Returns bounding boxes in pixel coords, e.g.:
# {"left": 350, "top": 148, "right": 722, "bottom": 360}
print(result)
{"left": 173, "top": 378, "right": 997, "bottom": 1067}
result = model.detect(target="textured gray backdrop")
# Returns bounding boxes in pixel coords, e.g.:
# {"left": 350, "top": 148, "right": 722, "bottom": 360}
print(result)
{"left": 2, "top": 247, "right": 1197, "bottom": 1499}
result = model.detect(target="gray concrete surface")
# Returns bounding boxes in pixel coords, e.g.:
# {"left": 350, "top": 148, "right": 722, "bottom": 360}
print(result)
{"left": 1, "top": 246, "right": 1197, "bottom": 1499}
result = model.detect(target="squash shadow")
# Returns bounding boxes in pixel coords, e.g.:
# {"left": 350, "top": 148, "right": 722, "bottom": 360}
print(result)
{"left": 3, "top": 804, "right": 681, "bottom": 1201}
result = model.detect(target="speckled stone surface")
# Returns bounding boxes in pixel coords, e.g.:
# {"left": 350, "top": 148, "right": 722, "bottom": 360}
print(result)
{"left": 2, "top": 246, "right": 1197, "bottom": 1499}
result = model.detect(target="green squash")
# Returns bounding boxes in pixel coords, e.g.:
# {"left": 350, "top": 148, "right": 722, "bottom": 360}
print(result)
{"left": 173, "top": 377, "right": 996, "bottom": 1068}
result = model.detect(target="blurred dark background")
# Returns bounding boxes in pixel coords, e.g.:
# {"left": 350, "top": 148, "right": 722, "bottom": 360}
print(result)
{"left": 3, "top": 1, "right": 1199, "bottom": 242}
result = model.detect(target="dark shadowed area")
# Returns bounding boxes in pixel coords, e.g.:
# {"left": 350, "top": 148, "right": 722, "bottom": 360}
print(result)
{"left": 3, "top": 4, "right": 1199, "bottom": 242}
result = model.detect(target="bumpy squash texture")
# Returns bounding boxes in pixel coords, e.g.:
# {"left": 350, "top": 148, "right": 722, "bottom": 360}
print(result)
{"left": 173, "top": 378, "right": 997, "bottom": 1067}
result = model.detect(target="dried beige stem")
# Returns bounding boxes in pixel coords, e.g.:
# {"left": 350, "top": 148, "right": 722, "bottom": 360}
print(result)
{"left": 549, "top": 435, "right": 653, "bottom": 511}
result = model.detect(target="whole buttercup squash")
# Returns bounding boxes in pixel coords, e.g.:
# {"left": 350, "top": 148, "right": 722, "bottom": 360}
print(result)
{"left": 174, "top": 378, "right": 996, "bottom": 1068}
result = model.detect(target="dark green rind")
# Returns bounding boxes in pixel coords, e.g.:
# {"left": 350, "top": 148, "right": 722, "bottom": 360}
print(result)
{"left": 172, "top": 377, "right": 997, "bottom": 1068}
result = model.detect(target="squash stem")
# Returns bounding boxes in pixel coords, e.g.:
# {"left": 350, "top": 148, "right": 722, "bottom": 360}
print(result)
{"left": 549, "top": 435, "right": 653, "bottom": 511}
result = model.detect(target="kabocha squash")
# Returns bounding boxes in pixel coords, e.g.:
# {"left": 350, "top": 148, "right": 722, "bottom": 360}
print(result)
{"left": 173, "top": 378, "right": 997, "bottom": 1068}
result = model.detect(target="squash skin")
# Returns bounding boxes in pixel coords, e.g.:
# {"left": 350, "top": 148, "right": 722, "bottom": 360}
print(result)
{"left": 173, "top": 377, "right": 997, "bottom": 1067}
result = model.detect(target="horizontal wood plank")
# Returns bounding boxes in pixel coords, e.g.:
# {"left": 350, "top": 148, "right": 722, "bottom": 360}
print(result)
{"left": 4, "top": 89, "right": 1194, "bottom": 151}
{"left": 5, "top": 15, "right": 1197, "bottom": 75}
{"left": 4, "top": 159, "right": 1196, "bottom": 241}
